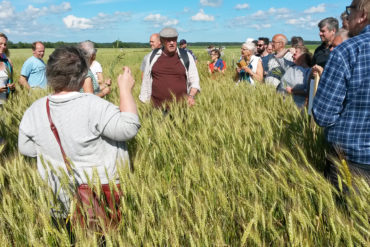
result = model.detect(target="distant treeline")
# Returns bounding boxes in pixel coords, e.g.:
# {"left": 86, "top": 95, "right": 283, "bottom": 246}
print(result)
{"left": 7, "top": 40, "right": 322, "bottom": 49}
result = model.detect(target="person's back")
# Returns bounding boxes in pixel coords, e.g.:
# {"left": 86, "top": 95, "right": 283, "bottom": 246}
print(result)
{"left": 18, "top": 46, "right": 140, "bottom": 219}
{"left": 313, "top": 25, "right": 370, "bottom": 163}
{"left": 19, "top": 93, "right": 139, "bottom": 182}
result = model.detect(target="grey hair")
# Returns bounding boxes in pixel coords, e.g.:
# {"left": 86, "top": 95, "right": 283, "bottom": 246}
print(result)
{"left": 46, "top": 46, "right": 88, "bottom": 92}
{"left": 336, "top": 28, "right": 349, "bottom": 41}
{"left": 78, "top": 40, "right": 96, "bottom": 58}
{"left": 318, "top": 17, "right": 339, "bottom": 32}
{"left": 242, "top": 42, "right": 256, "bottom": 53}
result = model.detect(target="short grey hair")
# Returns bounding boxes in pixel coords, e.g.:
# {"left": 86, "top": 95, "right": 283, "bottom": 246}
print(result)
{"left": 47, "top": 46, "right": 88, "bottom": 92}
{"left": 336, "top": 28, "right": 349, "bottom": 41}
{"left": 318, "top": 17, "right": 339, "bottom": 32}
{"left": 78, "top": 40, "right": 96, "bottom": 58}
{"left": 242, "top": 42, "right": 256, "bottom": 54}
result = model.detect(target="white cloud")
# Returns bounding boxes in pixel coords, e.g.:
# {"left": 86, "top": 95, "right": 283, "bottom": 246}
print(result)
{"left": 249, "top": 8, "right": 291, "bottom": 20}
{"left": 229, "top": 7, "right": 292, "bottom": 29}
{"left": 200, "top": 0, "right": 222, "bottom": 7}
{"left": 83, "top": 0, "right": 121, "bottom": 4}
{"left": 191, "top": 9, "right": 214, "bottom": 21}
{"left": 251, "top": 10, "right": 265, "bottom": 19}
{"left": 304, "top": 4, "right": 326, "bottom": 14}
{"left": 62, "top": 11, "right": 131, "bottom": 30}
{"left": 164, "top": 19, "right": 179, "bottom": 26}
{"left": 144, "top": 14, "right": 167, "bottom": 22}
{"left": 49, "top": 2, "right": 71, "bottom": 13}
{"left": 0, "top": 1, "right": 15, "bottom": 19}
{"left": 144, "top": 13, "right": 178, "bottom": 27}
{"left": 235, "top": 3, "right": 249, "bottom": 10}
{"left": 63, "top": 15, "right": 93, "bottom": 29}
{"left": 286, "top": 15, "right": 318, "bottom": 28}
{"left": 268, "top": 8, "right": 290, "bottom": 14}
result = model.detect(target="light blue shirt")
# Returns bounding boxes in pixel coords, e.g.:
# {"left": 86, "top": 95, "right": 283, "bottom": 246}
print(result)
{"left": 21, "top": 56, "right": 47, "bottom": 88}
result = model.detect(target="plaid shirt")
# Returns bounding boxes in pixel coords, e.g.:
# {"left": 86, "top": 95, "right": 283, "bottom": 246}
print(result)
{"left": 313, "top": 25, "right": 370, "bottom": 165}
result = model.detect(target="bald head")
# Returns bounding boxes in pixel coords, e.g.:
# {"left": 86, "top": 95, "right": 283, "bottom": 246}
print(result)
{"left": 150, "top": 33, "right": 161, "bottom": 50}
{"left": 271, "top": 34, "right": 288, "bottom": 53}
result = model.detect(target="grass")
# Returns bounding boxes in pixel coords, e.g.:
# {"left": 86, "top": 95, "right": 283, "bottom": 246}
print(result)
{"left": 0, "top": 47, "right": 368, "bottom": 246}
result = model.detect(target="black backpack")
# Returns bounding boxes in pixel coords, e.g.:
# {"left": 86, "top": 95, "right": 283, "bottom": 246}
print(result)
{"left": 149, "top": 48, "right": 190, "bottom": 71}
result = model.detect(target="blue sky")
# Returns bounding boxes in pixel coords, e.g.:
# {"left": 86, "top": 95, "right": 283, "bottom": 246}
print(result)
{"left": 2, "top": 0, "right": 349, "bottom": 43}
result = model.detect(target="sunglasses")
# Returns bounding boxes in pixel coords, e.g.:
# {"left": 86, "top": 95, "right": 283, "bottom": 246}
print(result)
{"left": 345, "top": 5, "right": 356, "bottom": 15}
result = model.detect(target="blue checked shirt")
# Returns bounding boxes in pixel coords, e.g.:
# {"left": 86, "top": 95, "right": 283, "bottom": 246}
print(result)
{"left": 313, "top": 25, "right": 370, "bottom": 165}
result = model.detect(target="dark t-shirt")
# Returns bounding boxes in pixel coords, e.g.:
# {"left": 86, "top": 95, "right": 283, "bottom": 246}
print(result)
{"left": 151, "top": 53, "right": 187, "bottom": 108}
{"left": 312, "top": 43, "right": 330, "bottom": 68}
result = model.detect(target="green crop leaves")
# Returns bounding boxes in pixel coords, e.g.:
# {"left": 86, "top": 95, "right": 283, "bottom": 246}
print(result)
{"left": 0, "top": 48, "right": 369, "bottom": 246}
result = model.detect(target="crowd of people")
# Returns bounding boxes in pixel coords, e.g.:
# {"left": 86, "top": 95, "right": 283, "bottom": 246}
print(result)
{"left": 0, "top": 0, "right": 368, "bottom": 231}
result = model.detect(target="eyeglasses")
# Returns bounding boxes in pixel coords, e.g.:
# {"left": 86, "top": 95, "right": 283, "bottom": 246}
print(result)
{"left": 211, "top": 53, "right": 217, "bottom": 56}
{"left": 346, "top": 5, "right": 357, "bottom": 15}
{"left": 257, "top": 44, "right": 264, "bottom": 47}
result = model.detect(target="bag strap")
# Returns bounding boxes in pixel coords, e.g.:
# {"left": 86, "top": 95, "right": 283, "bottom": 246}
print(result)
{"left": 46, "top": 98, "right": 73, "bottom": 174}
{"left": 149, "top": 48, "right": 161, "bottom": 66}
{"left": 149, "top": 47, "right": 190, "bottom": 71}
{"left": 178, "top": 48, "right": 190, "bottom": 71}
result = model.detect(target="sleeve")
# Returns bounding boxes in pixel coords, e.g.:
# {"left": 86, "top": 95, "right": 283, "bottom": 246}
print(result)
{"left": 215, "top": 59, "right": 224, "bottom": 70}
{"left": 95, "top": 61, "right": 103, "bottom": 73}
{"left": 89, "top": 97, "right": 141, "bottom": 141}
{"left": 20, "top": 59, "right": 31, "bottom": 78}
{"left": 140, "top": 59, "right": 146, "bottom": 72}
{"left": 139, "top": 52, "right": 154, "bottom": 103}
{"left": 312, "top": 50, "right": 348, "bottom": 127}
{"left": 18, "top": 109, "right": 37, "bottom": 157}
{"left": 102, "top": 112, "right": 141, "bottom": 141}
{"left": 140, "top": 54, "right": 148, "bottom": 72}
{"left": 187, "top": 54, "right": 201, "bottom": 92}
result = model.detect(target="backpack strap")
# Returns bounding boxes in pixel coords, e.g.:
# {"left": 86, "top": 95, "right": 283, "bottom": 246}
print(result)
{"left": 149, "top": 48, "right": 161, "bottom": 66}
{"left": 178, "top": 48, "right": 190, "bottom": 71}
{"left": 149, "top": 47, "right": 190, "bottom": 71}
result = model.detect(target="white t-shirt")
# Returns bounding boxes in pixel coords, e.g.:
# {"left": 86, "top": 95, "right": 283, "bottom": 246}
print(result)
{"left": 0, "top": 70, "right": 8, "bottom": 104}
{"left": 90, "top": 60, "right": 103, "bottom": 82}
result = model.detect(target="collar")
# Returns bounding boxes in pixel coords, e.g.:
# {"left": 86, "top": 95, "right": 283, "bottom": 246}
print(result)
{"left": 0, "top": 53, "right": 8, "bottom": 62}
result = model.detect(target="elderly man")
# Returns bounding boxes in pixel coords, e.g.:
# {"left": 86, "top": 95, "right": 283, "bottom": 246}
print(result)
{"left": 264, "top": 34, "right": 293, "bottom": 87}
{"left": 331, "top": 28, "right": 349, "bottom": 51}
{"left": 19, "top": 41, "right": 47, "bottom": 89}
{"left": 141, "top": 33, "right": 161, "bottom": 77}
{"left": 313, "top": 0, "right": 370, "bottom": 185}
{"left": 312, "top": 17, "right": 339, "bottom": 68}
{"left": 139, "top": 27, "right": 200, "bottom": 108}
